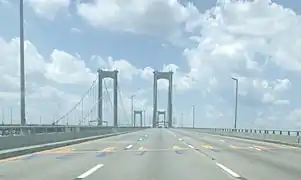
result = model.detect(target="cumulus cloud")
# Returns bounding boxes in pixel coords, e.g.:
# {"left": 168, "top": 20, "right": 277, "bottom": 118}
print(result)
{"left": 178, "top": 0, "right": 301, "bottom": 128}
{"left": 45, "top": 50, "right": 95, "bottom": 84}
{"left": 184, "top": 0, "right": 301, "bottom": 81}
{"left": 2, "top": 0, "right": 301, "bottom": 129}
{"left": 0, "top": 36, "right": 157, "bottom": 125}
{"left": 26, "top": 0, "right": 70, "bottom": 20}
{"left": 76, "top": 0, "right": 202, "bottom": 44}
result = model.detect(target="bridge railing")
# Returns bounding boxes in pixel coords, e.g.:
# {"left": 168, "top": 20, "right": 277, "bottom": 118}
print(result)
{"left": 181, "top": 127, "right": 301, "bottom": 146}
{"left": 0, "top": 125, "right": 147, "bottom": 136}
{"left": 0, "top": 125, "right": 149, "bottom": 150}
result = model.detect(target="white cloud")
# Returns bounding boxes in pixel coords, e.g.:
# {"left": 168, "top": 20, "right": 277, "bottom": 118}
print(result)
{"left": 76, "top": 0, "right": 201, "bottom": 43}
{"left": 177, "top": 0, "right": 301, "bottom": 128}
{"left": 0, "top": 36, "right": 158, "bottom": 125}
{"left": 70, "top": 27, "right": 82, "bottom": 33}
{"left": 184, "top": 0, "right": 301, "bottom": 83}
{"left": 140, "top": 66, "right": 154, "bottom": 81}
{"left": 0, "top": 0, "right": 9, "bottom": 5}
{"left": 26, "top": 0, "right": 70, "bottom": 20}
{"left": 2, "top": 0, "right": 301, "bottom": 129}
{"left": 45, "top": 50, "right": 95, "bottom": 84}
{"left": 103, "top": 57, "right": 140, "bottom": 80}
{"left": 273, "top": 79, "right": 291, "bottom": 92}
{"left": 262, "top": 93, "right": 274, "bottom": 104}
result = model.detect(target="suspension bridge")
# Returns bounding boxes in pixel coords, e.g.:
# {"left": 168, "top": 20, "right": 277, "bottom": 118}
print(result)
{"left": 0, "top": 69, "right": 301, "bottom": 180}
{"left": 53, "top": 69, "right": 131, "bottom": 128}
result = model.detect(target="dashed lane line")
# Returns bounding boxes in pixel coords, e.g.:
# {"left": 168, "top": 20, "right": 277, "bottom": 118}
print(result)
{"left": 216, "top": 163, "right": 241, "bottom": 179}
{"left": 124, "top": 144, "right": 133, "bottom": 150}
{"left": 75, "top": 164, "right": 104, "bottom": 179}
{"left": 188, "top": 144, "right": 195, "bottom": 149}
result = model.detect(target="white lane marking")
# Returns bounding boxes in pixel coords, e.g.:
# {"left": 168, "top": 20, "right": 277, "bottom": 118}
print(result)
{"left": 76, "top": 164, "right": 104, "bottom": 179}
{"left": 139, "top": 138, "right": 143, "bottom": 141}
{"left": 188, "top": 144, "right": 195, "bottom": 149}
{"left": 220, "top": 140, "right": 225, "bottom": 142}
{"left": 178, "top": 138, "right": 183, "bottom": 141}
{"left": 216, "top": 163, "right": 241, "bottom": 178}
{"left": 165, "top": 129, "right": 178, "bottom": 137}
{"left": 125, "top": 144, "right": 133, "bottom": 149}
{"left": 249, "top": 146, "right": 261, "bottom": 151}
{"left": 144, "top": 135, "right": 147, "bottom": 137}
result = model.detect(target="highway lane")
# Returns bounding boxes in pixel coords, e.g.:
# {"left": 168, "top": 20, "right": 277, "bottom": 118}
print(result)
{"left": 173, "top": 129, "right": 301, "bottom": 180}
{"left": 0, "top": 130, "right": 151, "bottom": 180}
{"left": 0, "top": 128, "right": 300, "bottom": 180}
{"left": 0, "top": 128, "right": 235, "bottom": 180}
{"left": 86, "top": 128, "right": 231, "bottom": 180}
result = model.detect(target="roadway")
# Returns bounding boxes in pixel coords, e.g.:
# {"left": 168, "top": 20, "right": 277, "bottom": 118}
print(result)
{"left": 0, "top": 128, "right": 300, "bottom": 180}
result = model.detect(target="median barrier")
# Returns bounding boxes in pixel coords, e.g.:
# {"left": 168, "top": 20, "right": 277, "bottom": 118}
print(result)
{"left": 181, "top": 128, "right": 301, "bottom": 147}
{"left": 0, "top": 127, "right": 147, "bottom": 150}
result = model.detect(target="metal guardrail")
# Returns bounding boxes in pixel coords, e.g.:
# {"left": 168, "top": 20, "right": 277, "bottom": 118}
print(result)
{"left": 0, "top": 126, "right": 149, "bottom": 150}
{"left": 201, "top": 128, "right": 301, "bottom": 136}
{"left": 0, "top": 125, "right": 146, "bottom": 136}
{"left": 182, "top": 127, "right": 301, "bottom": 146}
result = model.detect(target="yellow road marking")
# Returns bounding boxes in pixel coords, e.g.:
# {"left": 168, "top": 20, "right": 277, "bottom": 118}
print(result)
{"left": 127, "top": 148, "right": 190, "bottom": 152}
{"left": 0, "top": 154, "right": 30, "bottom": 163}
{"left": 100, "top": 147, "right": 116, "bottom": 152}
{"left": 37, "top": 147, "right": 73, "bottom": 154}
{"left": 173, "top": 146, "right": 181, "bottom": 150}
{"left": 138, "top": 146, "right": 145, "bottom": 150}
{"left": 202, "top": 145, "right": 213, "bottom": 149}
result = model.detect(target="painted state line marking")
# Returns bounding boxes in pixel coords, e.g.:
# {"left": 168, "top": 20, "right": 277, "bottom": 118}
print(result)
{"left": 76, "top": 164, "right": 104, "bottom": 179}
{"left": 216, "top": 163, "right": 241, "bottom": 178}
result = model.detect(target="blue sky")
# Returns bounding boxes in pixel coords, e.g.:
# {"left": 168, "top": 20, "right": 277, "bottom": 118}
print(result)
{"left": 1, "top": 0, "right": 301, "bottom": 129}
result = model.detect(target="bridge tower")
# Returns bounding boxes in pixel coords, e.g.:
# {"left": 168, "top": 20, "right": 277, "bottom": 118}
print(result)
{"left": 134, "top": 110, "right": 143, "bottom": 127}
{"left": 97, "top": 69, "right": 118, "bottom": 127}
{"left": 152, "top": 71, "right": 173, "bottom": 128}
{"left": 157, "top": 110, "right": 167, "bottom": 127}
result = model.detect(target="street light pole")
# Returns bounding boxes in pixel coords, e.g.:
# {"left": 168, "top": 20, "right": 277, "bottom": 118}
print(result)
{"left": 180, "top": 112, "right": 183, "bottom": 127}
{"left": 20, "top": 0, "right": 26, "bottom": 125}
{"left": 10, "top": 107, "right": 13, "bottom": 125}
{"left": 232, "top": 77, "right": 238, "bottom": 129}
{"left": 143, "top": 109, "right": 146, "bottom": 126}
{"left": 130, "top": 95, "right": 136, "bottom": 127}
{"left": 192, "top": 105, "right": 195, "bottom": 128}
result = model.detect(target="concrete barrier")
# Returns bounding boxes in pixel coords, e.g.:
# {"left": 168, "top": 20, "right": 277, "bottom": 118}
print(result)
{"left": 0, "top": 130, "right": 137, "bottom": 160}
{"left": 0, "top": 127, "right": 147, "bottom": 150}
{"left": 181, "top": 128, "right": 301, "bottom": 147}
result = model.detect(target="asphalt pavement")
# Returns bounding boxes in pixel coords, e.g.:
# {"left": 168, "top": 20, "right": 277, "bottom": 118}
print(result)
{"left": 0, "top": 128, "right": 300, "bottom": 180}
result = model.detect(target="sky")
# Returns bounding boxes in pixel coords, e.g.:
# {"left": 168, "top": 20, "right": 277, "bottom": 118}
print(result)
{"left": 1, "top": 0, "right": 301, "bottom": 129}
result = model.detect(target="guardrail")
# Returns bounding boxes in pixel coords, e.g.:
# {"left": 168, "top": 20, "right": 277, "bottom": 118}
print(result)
{"left": 181, "top": 127, "right": 301, "bottom": 146}
{"left": 190, "top": 128, "right": 301, "bottom": 136}
{"left": 0, "top": 125, "right": 150, "bottom": 150}
{"left": 0, "top": 125, "right": 149, "bottom": 136}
